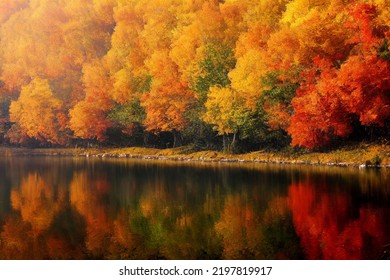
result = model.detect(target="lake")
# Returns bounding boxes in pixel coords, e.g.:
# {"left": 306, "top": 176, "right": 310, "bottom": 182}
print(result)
{"left": 0, "top": 155, "right": 389, "bottom": 260}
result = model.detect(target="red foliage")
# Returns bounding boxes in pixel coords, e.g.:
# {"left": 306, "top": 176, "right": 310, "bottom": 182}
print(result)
{"left": 289, "top": 50, "right": 390, "bottom": 149}
{"left": 288, "top": 57, "right": 353, "bottom": 148}
{"left": 347, "top": 3, "right": 379, "bottom": 51}
{"left": 288, "top": 181, "right": 389, "bottom": 259}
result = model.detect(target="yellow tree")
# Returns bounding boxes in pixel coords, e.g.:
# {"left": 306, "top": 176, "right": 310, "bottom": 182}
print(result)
{"left": 106, "top": 0, "right": 148, "bottom": 97}
{"left": 9, "top": 77, "right": 65, "bottom": 144}
{"left": 102, "top": 0, "right": 151, "bottom": 136}
{"left": 170, "top": 0, "right": 245, "bottom": 88}
{"left": 267, "top": 0, "right": 355, "bottom": 70}
{"left": 229, "top": 0, "right": 290, "bottom": 109}
{"left": 133, "top": 0, "right": 199, "bottom": 146}
{"left": 203, "top": 86, "right": 251, "bottom": 152}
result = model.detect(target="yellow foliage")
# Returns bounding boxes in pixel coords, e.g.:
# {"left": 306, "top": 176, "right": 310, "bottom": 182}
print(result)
{"left": 9, "top": 77, "right": 64, "bottom": 144}
{"left": 203, "top": 86, "right": 249, "bottom": 135}
{"left": 229, "top": 50, "right": 268, "bottom": 109}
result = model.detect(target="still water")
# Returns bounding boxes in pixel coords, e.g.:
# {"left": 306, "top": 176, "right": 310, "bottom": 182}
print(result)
{"left": 0, "top": 155, "right": 389, "bottom": 260}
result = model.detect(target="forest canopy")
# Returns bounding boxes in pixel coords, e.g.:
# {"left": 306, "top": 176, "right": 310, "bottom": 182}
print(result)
{"left": 0, "top": 0, "right": 389, "bottom": 151}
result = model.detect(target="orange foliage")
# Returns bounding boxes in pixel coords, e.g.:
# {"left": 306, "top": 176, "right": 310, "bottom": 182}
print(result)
{"left": 0, "top": 0, "right": 28, "bottom": 24}
{"left": 69, "top": 172, "right": 112, "bottom": 253}
{"left": 69, "top": 60, "right": 113, "bottom": 140}
{"left": 142, "top": 50, "right": 195, "bottom": 133}
{"left": 0, "top": 0, "right": 388, "bottom": 148}
{"left": 288, "top": 58, "right": 352, "bottom": 148}
{"left": 10, "top": 173, "right": 62, "bottom": 234}
{"left": 0, "top": 217, "right": 35, "bottom": 259}
{"left": 9, "top": 78, "right": 65, "bottom": 144}
{"left": 215, "top": 194, "right": 261, "bottom": 259}
{"left": 264, "top": 103, "right": 292, "bottom": 131}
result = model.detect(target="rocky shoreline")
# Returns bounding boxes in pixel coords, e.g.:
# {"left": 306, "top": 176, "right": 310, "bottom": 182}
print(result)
{"left": 1, "top": 146, "right": 389, "bottom": 169}
{"left": 76, "top": 151, "right": 390, "bottom": 169}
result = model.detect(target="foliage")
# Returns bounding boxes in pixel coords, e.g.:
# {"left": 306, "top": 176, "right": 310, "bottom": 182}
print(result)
{"left": 109, "top": 99, "right": 146, "bottom": 128}
{"left": 203, "top": 86, "right": 251, "bottom": 136}
{"left": 0, "top": 0, "right": 388, "bottom": 150}
{"left": 191, "top": 43, "right": 236, "bottom": 100}
{"left": 8, "top": 78, "right": 65, "bottom": 144}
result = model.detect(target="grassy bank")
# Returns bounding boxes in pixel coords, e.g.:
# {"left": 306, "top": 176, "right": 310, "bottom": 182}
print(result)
{"left": 2, "top": 143, "right": 389, "bottom": 168}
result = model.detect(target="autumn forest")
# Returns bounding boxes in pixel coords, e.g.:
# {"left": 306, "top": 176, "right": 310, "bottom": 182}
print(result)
{"left": 0, "top": 0, "right": 389, "bottom": 151}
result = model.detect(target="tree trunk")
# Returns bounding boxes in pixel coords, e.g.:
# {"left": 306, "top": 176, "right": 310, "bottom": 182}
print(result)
{"left": 223, "top": 133, "right": 228, "bottom": 153}
{"left": 231, "top": 132, "right": 237, "bottom": 153}
{"left": 143, "top": 133, "right": 149, "bottom": 146}
{"left": 173, "top": 130, "right": 182, "bottom": 148}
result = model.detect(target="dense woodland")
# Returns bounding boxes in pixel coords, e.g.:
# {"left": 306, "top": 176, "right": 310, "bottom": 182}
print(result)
{"left": 0, "top": 0, "right": 389, "bottom": 151}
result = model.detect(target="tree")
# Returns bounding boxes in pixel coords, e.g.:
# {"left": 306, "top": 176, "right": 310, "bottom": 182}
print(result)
{"left": 141, "top": 50, "right": 195, "bottom": 147}
{"left": 69, "top": 60, "right": 113, "bottom": 141}
{"left": 203, "top": 86, "right": 251, "bottom": 152}
{"left": 105, "top": 0, "right": 149, "bottom": 104}
{"left": 288, "top": 2, "right": 390, "bottom": 149}
{"left": 9, "top": 78, "right": 65, "bottom": 144}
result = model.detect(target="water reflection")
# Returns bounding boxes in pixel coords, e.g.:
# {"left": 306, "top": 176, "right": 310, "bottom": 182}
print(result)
{"left": 0, "top": 157, "right": 389, "bottom": 259}
{"left": 288, "top": 181, "right": 390, "bottom": 259}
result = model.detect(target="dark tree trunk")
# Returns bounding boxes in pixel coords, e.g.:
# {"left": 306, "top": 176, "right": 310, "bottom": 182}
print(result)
{"left": 143, "top": 133, "right": 149, "bottom": 146}
{"left": 173, "top": 130, "right": 182, "bottom": 148}
{"left": 222, "top": 133, "right": 228, "bottom": 153}
{"left": 231, "top": 132, "right": 237, "bottom": 152}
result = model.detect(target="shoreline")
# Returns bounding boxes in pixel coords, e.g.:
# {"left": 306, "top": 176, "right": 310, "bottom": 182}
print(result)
{"left": 1, "top": 144, "right": 389, "bottom": 168}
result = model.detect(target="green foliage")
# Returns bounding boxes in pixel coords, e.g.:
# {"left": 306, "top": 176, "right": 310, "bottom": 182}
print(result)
{"left": 132, "top": 75, "right": 152, "bottom": 94}
{"left": 242, "top": 72, "right": 298, "bottom": 149}
{"left": 372, "top": 154, "right": 382, "bottom": 166}
{"left": 378, "top": 39, "right": 390, "bottom": 61}
{"left": 260, "top": 213, "right": 304, "bottom": 259}
{"left": 182, "top": 111, "right": 217, "bottom": 149}
{"left": 261, "top": 72, "right": 298, "bottom": 105}
{"left": 183, "top": 43, "right": 237, "bottom": 149}
{"left": 0, "top": 96, "right": 11, "bottom": 136}
{"left": 191, "top": 43, "right": 236, "bottom": 102}
{"left": 244, "top": 105, "right": 291, "bottom": 150}
{"left": 108, "top": 99, "right": 146, "bottom": 127}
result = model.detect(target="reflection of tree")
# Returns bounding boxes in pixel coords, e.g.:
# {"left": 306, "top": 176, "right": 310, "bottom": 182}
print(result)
{"left": 215, "top": 192, "right": 303, "bottom": 260}
{"left": 0, "top": 172, "right": 87, "bottom": 259}
{"left": 4, "top": 159, "right": 388, "bottom": 260}
{"left": 123, "top": 175, "right": 221, "bottom": 259}
{"left": 0, "top": 216, "right": 35, "bottom": 259}
{"left": 261, "top": 197, "right": 303, "bottom": 259}
{"left": 46, "top": 206, "right": 86, "bottom": 259}
{"left": 69, "top": 171, "right": 143, "bottom": 259}
{"left": 288, "top": 181, "right": 389, "bottom": 259}
{"left": 70, "top": 171, "right": 112, "bottom": 256}
{"left": 215, "top": 194, "right": 262, "bottom": 259}
{"left": 10, "top": 173, "right": 63, "bottom": 234}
